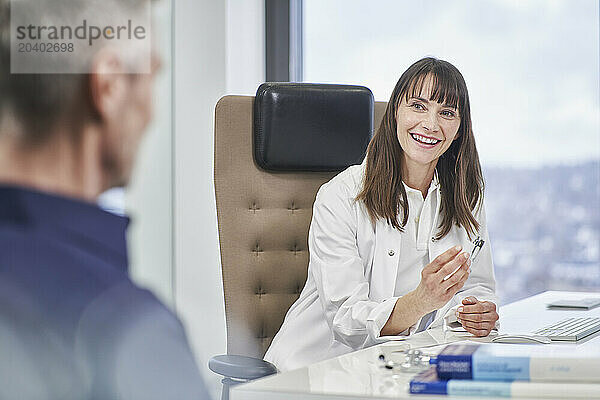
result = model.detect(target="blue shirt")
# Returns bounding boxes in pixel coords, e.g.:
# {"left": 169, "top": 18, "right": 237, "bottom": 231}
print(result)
{"left": 0, "top": 185, "right": 210, "bottom": 400}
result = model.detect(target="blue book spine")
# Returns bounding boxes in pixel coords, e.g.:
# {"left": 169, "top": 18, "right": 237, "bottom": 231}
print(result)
{"left": 436, "top": 344, "right": 533, "bottom": 381}
{"left": 436, "top": 343, "right": 478, "bottom": 380}
{"left": 409, "top": 368, "right": 449, "bottom": 395}
{"left": 410, "top": 368, "right": 513, "bottom": 397}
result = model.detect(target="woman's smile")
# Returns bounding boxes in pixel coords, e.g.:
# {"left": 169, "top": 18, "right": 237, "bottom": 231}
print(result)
{"left": 409, "top": 132, "right": 442, "bottom": 147}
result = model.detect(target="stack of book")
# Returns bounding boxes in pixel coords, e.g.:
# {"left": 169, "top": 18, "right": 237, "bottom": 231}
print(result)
{"left": 409, "top": 343, "right": 600, "bottom": 398}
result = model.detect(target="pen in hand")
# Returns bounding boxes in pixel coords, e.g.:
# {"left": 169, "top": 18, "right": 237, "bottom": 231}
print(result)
{"left": 442, "top": 237, "right": 484, "bottom": 281}
{"left": 469, "top": 237, "right": 485, "bottom": 264}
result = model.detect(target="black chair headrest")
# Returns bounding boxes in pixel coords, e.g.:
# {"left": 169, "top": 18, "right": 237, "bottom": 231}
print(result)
{"left": 253, "top": 83, "right": 374, "bottom": 172}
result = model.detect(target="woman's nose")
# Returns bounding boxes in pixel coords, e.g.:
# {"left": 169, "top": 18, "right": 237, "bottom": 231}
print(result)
{"left": 422, "top": 111, "right": 440, "bottom": 132}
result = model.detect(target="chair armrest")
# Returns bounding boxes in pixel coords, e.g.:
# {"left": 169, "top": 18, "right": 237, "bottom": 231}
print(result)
{"left": 208, "top": 354, "right": 278, "bottom": 381}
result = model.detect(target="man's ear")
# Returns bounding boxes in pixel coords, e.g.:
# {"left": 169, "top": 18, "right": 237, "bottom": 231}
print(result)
{"left": 89, "top": 48, "right": 127, "bottom": 123}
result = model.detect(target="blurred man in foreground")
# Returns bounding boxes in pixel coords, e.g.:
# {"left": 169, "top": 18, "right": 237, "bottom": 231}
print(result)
{"left": 0, "top": 0, "right": 210, "bottom": 398}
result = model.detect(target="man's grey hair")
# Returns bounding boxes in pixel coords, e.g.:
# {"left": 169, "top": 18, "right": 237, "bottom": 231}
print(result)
{"left": 0, "top": 0, "right": 151, "bottom": 144}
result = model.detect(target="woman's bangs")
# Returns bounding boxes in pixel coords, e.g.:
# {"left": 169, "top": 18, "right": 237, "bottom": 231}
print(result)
{"left": 404, "top": 70, "right": 461, "bottom": 112}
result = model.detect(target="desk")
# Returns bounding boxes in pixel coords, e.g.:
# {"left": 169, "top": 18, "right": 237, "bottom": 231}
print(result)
{"left": 231, "top": 291, "right": 600, "bottom": 400}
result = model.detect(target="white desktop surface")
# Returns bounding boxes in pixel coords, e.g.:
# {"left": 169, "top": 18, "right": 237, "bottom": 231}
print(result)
{"left": 231, "top": 291, "right": 600, "bottom": 400}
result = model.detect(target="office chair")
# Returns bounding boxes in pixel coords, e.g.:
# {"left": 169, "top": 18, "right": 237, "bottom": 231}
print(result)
{"left": 209, "top": 83, "right": 386, "bottom": 400}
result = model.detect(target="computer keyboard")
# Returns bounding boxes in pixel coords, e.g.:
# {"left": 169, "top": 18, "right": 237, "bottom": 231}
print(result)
{"left": 532, "top": 317, "right": 600, "bottom": 341}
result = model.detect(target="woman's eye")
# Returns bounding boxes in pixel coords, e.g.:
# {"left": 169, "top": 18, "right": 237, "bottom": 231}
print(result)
{"left": 441, "top": 110, "right": 456, "bottom": 118}
{"left": 411, "top": 103, "right": 425, "bottom": 111}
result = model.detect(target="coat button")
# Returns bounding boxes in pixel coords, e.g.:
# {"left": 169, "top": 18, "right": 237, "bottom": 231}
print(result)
{"left": 431, "top": 237, "right": 436, "bottom": 242}
{"left": 388, "top": 250, "right": 395, "bottom": 256}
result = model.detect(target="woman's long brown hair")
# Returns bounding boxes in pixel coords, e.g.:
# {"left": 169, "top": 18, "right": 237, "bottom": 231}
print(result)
{"left": 356, "top": 57, "right": 484, "bottom": 239}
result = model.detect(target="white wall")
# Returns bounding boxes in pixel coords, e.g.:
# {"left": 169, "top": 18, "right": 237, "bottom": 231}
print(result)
{"left": 126, "top": 0, "right": 174, "bottom": 307}
{"left": 173, "top": 0, "right": 225, "bottom": 397}
{"left": 174, "top": 0, "right": 264, "bottom": 398}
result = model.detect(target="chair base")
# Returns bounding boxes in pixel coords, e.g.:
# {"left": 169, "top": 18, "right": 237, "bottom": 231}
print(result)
{"left": 209, "top": 354, "right": 278, "bottom": 400}
{"left": 220, "top": 377, "right": 245, "bottom": 400}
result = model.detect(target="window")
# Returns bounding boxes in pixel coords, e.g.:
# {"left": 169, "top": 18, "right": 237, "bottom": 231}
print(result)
{"left": 302, "top": 0, "right": 600, "bottom": 304}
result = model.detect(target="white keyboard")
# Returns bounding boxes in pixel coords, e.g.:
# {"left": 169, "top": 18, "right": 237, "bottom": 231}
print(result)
{"left": 532, "top": 317, "right": 600, "bottom": 341}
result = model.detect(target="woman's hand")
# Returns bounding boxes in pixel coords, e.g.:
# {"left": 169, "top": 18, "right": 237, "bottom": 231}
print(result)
{"left": 412, "top": 246, "right": 471, "bottom": 314}
{"left": 381, "top": 246, "right": 471, "bottom": 336}
{"left": 456, "top": 296, "right": 499, "bottom": 336}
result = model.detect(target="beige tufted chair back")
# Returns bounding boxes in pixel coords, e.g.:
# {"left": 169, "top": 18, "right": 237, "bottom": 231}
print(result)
{"left": 214, "top": 95, "right": 387, "bottom": 359}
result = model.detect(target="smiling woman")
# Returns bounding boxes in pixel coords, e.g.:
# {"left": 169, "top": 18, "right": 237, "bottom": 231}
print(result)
{"left": 358, "top": 57, "right": 482, "bottom": 239}
{"left": 264, "top": 57, "right": 498, "bottom": 372}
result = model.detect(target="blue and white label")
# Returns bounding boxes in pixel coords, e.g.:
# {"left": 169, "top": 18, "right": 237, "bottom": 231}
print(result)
{"left": 448, "top": 380, "right": 512, "bottom": 397}
{"left": 472, "top": 352, "right": 530, "bottom": 381}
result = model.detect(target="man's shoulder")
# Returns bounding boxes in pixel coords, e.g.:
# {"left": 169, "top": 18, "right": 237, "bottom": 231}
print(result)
{"left": 0, "top": 221, "right": 132, "bottom": 337}
{"left": 77, "top": 280, "right": 184, "bottom": 345}
{"left": 0, "top": 229, "right": 209, "bottom": 399}
{"left": 0, "top": 222, "right": 126, "bottom": 287}
{"left": 75, "top": 281, "right": 210, "bottom": 399}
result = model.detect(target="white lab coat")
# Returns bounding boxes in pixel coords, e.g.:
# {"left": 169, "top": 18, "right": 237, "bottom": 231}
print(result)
{"left": 264, "top": 162, "right": 497, "bottom": 371}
